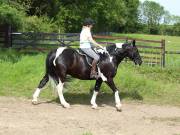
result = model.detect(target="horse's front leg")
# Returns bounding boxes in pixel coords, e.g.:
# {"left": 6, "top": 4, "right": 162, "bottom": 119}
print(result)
{"left": 90, "top": 78, "right": 102, "bottom": 109}
{"left": 106, "top": 78, "right": 122, "bottom": 111}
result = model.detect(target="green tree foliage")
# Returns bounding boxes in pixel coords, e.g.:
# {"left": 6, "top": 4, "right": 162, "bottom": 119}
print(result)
{"left": 0, "top": 0, "right": 179, "bottom": 36}
{"left": 23, "top": 16, "right": 57, "bottom": 32}
{"left": 163, "top": 10, "right": 172, "bottom": 25}
{"left": 0, "top": 3, "right": 25, "bottom": 29}
{"left": 0, "top": 0, "right": 140, "bottom": 33}
{"left": 123, "top": 0, "right": 140, "bottom": 32}
{"left": 139, "top": 1, "right": 165, "bottom": 34}
{"left": 173, "top": 23, "right": 180, "bottom": 36}
{"left": 54, "top": 0, "right": 129, "bottom": 32}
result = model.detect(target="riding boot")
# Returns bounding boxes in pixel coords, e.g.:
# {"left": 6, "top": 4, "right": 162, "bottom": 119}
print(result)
{"left": 90, "top": 60, "right": 98, "bottom": 79}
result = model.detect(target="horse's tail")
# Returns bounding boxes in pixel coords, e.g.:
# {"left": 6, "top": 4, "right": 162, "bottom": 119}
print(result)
{"left": 32, "top": 50, "right": 58, "bottom": 102}
{"left": 45, "top": 49, "right": 59, "bottom": 85}
{"left": 36, "top": 50, "right": 57, "bottom": 89}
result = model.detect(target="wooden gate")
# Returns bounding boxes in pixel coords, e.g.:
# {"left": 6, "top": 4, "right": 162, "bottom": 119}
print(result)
{"left": 94, "top": 35, "right": 166, "bottom": 67}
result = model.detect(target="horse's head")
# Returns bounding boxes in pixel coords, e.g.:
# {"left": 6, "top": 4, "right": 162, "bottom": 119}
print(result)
{"left": 113, "top": 40, "right": 142, "bottom": 65}
{"left": 123, "top": 40, "right": 142, "bottom": 65}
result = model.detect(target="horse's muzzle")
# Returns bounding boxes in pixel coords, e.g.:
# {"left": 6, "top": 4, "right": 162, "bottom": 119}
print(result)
{"left": 134, "top": 59, "right": 142, "bottom": 66}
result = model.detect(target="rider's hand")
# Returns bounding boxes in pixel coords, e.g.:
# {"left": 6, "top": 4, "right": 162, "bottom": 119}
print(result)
{"left": 98, "top": 45, "right": 104, "bottom": 49}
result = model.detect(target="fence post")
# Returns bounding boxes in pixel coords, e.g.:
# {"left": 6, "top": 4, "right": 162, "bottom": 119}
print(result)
{"left": 161, "top": 39, "right": 165, "bottom": 67}
{"left": 126, "top": 37, "right": 128, "bottom": 43}
{"left": 4, "top": 24, "right": 12, "bottom": 48}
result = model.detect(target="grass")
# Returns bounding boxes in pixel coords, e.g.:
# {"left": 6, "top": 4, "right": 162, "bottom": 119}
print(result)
{"left": 82, "top": 132, "right": 93, "bottom": 135}
{"left": 0, "top": 43, "right": 180, "bottom": 106}
{"left": 0, "top": 33, "right": 179, "bottom": 106}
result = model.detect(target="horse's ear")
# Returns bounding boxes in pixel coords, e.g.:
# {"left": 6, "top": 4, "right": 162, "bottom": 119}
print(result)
{"left": 132, "top": 40, "right": 136, "bottom": 47}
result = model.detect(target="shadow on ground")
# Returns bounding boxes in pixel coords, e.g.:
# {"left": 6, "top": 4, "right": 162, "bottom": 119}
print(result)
{"left": 40, "top": 90, "right": 143, "bottom": 107}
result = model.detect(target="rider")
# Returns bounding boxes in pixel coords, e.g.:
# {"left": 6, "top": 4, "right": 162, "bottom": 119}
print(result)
{"left": 80, "top": 18, "right": 103, "bottom": 78}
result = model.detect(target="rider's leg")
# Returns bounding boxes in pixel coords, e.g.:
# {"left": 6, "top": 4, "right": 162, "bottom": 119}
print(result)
{"left": 91, "top": 59, "right": 98, "bottom": 78}
{"left": 81, "top": 48, "right": 100, "bottom": 78}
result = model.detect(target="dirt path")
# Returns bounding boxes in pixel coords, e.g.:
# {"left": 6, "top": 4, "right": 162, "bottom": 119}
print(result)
{"left": 0, "top": 97, "right": 180, "bottom": 135}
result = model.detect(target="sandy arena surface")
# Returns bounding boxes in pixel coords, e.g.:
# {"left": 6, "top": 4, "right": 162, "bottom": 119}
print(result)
{"left": 0, "top": 97, "right": 180, "bottom": 135}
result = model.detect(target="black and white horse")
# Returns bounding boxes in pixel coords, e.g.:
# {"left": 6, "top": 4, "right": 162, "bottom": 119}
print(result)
{"left": 32, "top": 40, "right": 142, "bottom": 111}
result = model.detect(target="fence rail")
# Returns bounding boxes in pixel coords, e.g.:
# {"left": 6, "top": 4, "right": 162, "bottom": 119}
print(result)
{"left": 165, "top": 51, "right": 180, "bottom": 54}
{"left": 0, "top": 26, "right": 175, "bottom": 67}
{"left": 11, "top": 32, "right": 80, "bottom": 48}
{"left": 94, "top": 35, "right": 165, "bottom": 67}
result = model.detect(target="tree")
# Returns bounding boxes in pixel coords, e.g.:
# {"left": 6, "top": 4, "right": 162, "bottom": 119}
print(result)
{"left": 123, "top": 0, "right": 140, "bottom": 33}
{"left": 0, "top": 3, "right": 25, "bottom": 30}
{"left": 163, "top": 10, "right": 172, "bottom": 24}
{"left": 55, "top": 0, "right": 129, "bottom": 32}
{"left": 0, "top": 0, "right": 141, "bottom": 33}
{"left": 139, "top": 1, "right": 165, "bottom": 34}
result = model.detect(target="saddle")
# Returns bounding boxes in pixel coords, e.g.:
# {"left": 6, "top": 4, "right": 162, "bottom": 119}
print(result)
{"left": 76, "top": 48, "right": 107, "bottom": 66}
{"left": 76, "top": 48, "right": 109, "bottom": 81}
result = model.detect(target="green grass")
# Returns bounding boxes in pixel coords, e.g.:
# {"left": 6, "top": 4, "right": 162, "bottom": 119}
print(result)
{"left": 82, "top": 132, "right": 93, "bottom": 135}
{"left": 0, "top": 33, "right": 179, "bottom": 105}
{"left": 0, "top": 46, "right": 180, "bottom": 106}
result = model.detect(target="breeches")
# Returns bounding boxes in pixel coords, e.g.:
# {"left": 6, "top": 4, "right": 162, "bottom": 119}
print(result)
{"left": 80, "top": 48, "right": 100, "bottom": 61}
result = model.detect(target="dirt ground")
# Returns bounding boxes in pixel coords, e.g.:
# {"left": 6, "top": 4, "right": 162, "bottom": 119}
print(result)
{"left": 0, "top": 97, "right": 180, "bottom": 135}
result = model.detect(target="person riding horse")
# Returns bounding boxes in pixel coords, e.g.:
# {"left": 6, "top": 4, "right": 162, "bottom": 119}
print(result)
{"left": 80, "top": 18, "right": 103, "bottom": 79}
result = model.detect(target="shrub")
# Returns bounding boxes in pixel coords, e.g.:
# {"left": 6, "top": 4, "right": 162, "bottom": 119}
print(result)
{"left": 0, "top": 4, "right": 25, "bottom": 30}
{"left": 23, "top": 16, "right": 57, "bottom": 32}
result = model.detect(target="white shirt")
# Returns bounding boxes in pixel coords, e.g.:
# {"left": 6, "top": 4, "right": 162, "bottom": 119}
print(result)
{"left": 80, "top": 27, "right": 92, "bottom": 48}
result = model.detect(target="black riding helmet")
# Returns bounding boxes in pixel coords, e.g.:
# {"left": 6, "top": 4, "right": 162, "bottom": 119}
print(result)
{"left": 83, "top": 18, "right": 95, "bottom": 26}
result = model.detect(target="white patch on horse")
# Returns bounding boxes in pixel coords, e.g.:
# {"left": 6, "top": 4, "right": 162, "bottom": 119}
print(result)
{"left": 56, "top": 79, "right": 70, "bottom": 108}
{"left": 110, "top": 56, "right": 113, "bottom": 62}
{"left": 90, "top": 91, "right": 98, "bottom": 108}
{"left": 97, "top": 67, "right": 107, "bottom": 81}
{"left": 96, "top": 47, "right": 113, "bottom": 62}
{"left": 115, "top": 91, "right": 122, "bottom": 109}
{"left": 53, "top": 47, "right": 66, "bottom": 66}
{"left": 32, "top": 88, "right": 41, "bottom": 103}
{"left": 96, "top": 48, "right": 105, "bottom": 54}
{"left": 104, "top": 47, "right": 113, "bottom": 62}
{"left": 115, "top": 43, "right": 124, "bottom": 49}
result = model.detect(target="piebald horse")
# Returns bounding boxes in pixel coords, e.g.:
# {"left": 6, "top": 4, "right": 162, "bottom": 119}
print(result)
{"left": 32, "top": 40, "right": 142, "bottom": 111}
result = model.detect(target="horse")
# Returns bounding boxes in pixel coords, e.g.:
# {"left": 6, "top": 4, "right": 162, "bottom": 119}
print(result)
{"left": 32, "top": 40, "right": 142, "bottom": 111}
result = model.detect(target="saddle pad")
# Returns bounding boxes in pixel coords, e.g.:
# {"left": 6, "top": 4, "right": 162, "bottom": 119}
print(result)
{"left": 115, "top": 43, "right": 124, "bottom": 48}
{"left": 76, "top": 49, "right": 93, "bottom": 66}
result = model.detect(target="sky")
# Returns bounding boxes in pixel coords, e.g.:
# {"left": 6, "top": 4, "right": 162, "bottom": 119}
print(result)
{"left": 139, "top": 0, "right": 180, "bottom": 16}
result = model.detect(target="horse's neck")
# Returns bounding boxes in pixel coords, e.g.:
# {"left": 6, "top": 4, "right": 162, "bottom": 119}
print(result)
{"left": 113, "top": 52, "right": 126, "bottom": 67}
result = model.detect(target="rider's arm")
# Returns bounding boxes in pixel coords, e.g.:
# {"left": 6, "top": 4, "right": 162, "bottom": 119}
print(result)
{"left": 85, "top": 28, "right": 103, "bottom": 49}
{"left": 88, "top": 37, "right": 103, "bottom": 49}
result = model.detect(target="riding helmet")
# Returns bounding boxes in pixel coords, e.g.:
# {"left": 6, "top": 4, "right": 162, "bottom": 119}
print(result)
{"left": 83, "top": 18, "right": 95, "bottom": 26}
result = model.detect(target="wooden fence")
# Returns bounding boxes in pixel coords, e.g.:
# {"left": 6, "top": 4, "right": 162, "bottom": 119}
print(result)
{"left": 94, "top": 35, "right": 165, "bottom": 67}
{"left": 0, "top": 26, "right": 169, "bottom": 67}
{"left": 11, "top": 32, "right": 79, "bottom": 51}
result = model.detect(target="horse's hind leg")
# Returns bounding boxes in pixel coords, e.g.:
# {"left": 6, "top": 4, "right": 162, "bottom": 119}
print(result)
{"left": 32, "top": 74, "right": 49, "bottom": 104}
{"left": 56, "top": 78, "right": 70, "bottom": 108}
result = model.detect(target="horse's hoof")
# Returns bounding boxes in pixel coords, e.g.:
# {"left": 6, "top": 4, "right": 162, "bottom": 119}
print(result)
{"left": 63, "top": 103, "right": 71, "bottom": 108}
{"left": 116, "top": 104, "right": 122, "bottom": 112}
{"left": 116, "top": 107, "right": 122, "bottom": 112}
{"left": 91, "top": 104, "right": 98, "bottom": 109}
{"left": 32, "top": 99, "right": 38, "bottom": 105}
